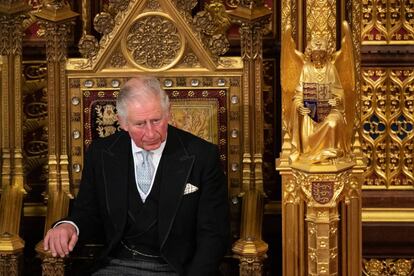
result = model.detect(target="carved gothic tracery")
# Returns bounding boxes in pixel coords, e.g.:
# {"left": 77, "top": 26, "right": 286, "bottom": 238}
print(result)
{"left": 361, "top": 68, "right": 414, "bottom": 187}
{"left": 362, "top": 0, "right": 414, "bottom": 44}
{"left": 125, "top": 14, "right": 183, "bottom": 70}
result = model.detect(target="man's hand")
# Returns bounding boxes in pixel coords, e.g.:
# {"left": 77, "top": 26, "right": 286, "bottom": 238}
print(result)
{"left": 43, "top": 223, "right": 78, "bottom": 257}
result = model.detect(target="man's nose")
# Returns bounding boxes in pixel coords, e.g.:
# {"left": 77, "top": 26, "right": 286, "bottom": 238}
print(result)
{"left": 144, "top": 123, "right": 156, "bottom": 137}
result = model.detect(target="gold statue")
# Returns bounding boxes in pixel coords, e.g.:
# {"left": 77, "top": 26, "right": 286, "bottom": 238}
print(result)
{"left": 281, "top": 22, "right": 356, "bottom": 163}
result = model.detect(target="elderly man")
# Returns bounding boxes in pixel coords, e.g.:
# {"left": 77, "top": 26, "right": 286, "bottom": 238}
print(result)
{"left": 44, "top": 76, "right": 230, "bottom": 275}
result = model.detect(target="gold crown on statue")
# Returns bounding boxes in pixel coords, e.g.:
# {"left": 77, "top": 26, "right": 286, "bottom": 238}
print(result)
{"left": 309, "top": 36, "right": 328, "bottom": 51}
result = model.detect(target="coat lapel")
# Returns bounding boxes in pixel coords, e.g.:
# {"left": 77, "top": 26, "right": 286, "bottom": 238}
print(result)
{"left": 101, "top": 131, "right": 130, "bottom": 234}
{"left": 159, "top": 126, "right": 195, "bottom": 249}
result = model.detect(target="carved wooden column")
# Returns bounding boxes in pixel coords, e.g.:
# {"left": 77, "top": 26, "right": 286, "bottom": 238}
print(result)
{"left": 0, "top": 1, "right": 30, "bottom": 275}
{"left": 229, "top": 3, "right": 271, "bottom": 275}
{"left": 34, "top": 3, "right": 77, "bottom": 275}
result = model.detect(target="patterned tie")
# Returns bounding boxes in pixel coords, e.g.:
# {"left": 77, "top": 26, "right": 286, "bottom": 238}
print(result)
{"left": 136, "top": 150, "right": 154, "bottom": 194}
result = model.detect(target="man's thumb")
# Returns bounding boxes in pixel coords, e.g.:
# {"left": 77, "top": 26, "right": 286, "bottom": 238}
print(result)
{"left": 68, "top": 232, "right": 78, "bottom": 252}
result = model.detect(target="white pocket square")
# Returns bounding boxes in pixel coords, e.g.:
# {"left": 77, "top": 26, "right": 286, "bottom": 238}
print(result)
{"left": 183, "top": 183, "right": 198, "bottom": 195}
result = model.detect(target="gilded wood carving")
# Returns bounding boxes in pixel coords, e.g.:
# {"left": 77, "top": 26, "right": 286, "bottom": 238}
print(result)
{"left": 281, "top": 21, "right": 355, "bottom": 164}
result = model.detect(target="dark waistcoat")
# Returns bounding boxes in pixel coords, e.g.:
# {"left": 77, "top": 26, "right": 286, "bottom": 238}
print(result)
{"left": 122, "top": 158, "right": 163, "bottom": 256}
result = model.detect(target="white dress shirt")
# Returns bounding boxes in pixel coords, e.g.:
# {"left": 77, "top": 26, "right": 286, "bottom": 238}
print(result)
{"left": 131, "top": 139, "right": 166, "bottom": 202}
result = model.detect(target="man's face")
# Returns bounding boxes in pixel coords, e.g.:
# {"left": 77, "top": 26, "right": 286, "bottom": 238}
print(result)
{"left": 119, "top": 95, "right": 170, "bottom": 151}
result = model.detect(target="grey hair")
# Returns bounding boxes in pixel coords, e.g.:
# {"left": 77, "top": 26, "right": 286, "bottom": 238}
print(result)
{"left": 116, "top": 76, "right": 170, "bottom": 119}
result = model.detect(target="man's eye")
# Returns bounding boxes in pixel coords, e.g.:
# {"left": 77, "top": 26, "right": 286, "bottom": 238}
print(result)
{"left": 136, "top": 122, "right": 145, "bottom": 127}
{"left": 152, "top": 119, "right": 161, "bottom": 125}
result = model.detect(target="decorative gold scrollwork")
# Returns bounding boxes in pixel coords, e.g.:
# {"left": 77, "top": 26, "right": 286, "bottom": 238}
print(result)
{"left": 78, "top": 33, "right": 100, "bottom": 59}
{"left": 193, "top": 0, "right": 231, "bottom": 56}
{"left": 146, "top": 0, "right": 161, "bottom": 10}
{"left": 93, "top": 12, "right": 115, "bottom": 35}
{"left": 238, "top": 255, "right": 265, "bottom": 276}
{"left": 123, "top": 13, "right": 184, "bottom": 71}
{"left": 0, "top": 253, "right": 20, "bottom": 275}
{"left": 109, "top": 51, "right": 127, "bottom": 68}
{"left": 363, "top": 258, "right": 414, "bottom": 276}
{"left": 0, "top": 14, "right": 26, "bottom": 56}
{"left": 95, "top": 104, "right": 120, "bottom": 138}
{"left": 225, "top": 0, "right": 241, "bottom": 8}
{"left": 173, "top": 0, "right": 198, "bottom": 15}
{"left": 108, "top": 0, "right": 130, "bottom": 14}
{"left": 179, "top": 52, "right": 200, "bottom": 67}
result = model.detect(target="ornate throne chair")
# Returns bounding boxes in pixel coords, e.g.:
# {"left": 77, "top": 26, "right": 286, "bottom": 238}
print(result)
{"left": 36, "top": 1, "right": 245, "bottom": 275}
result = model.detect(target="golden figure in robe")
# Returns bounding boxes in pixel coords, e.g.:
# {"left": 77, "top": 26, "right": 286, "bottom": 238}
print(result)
{"left": 281, "top": 22, "right": 356, "bottom": 164}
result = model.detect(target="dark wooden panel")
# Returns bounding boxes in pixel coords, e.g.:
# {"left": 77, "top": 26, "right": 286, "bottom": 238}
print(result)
{"left": 363, "top": 190, "right": 414, "bottom": 208}
{"left": 361, "top": 45, "right": 414, "bottom": 65}
{"left": 363, "top": 222, "right": 414, "bottom": 257}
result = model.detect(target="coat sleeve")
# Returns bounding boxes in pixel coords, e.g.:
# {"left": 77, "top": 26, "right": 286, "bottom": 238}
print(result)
{"left": 64, "top": 142, "right": 105, "bottom": 243}
{"left": 185, "top": 145, "right": 230, "bottom": 276}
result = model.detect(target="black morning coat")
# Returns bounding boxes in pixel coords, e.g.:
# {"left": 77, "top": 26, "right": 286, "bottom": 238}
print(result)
{"left": 65, "top": 125, "right": 230, "bottom": 275}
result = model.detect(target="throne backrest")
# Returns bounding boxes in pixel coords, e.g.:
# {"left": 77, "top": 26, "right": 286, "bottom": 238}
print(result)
{"left": 68, "top": 76, "right": 241, "bottom": 197}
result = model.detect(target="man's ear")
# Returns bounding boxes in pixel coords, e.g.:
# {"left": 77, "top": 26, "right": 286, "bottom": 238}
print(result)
{"left": 163, "top": 106, "right": 171, "bottom": 122}
{"left": 118, "top": 114, "right": 128, "bottom": 131}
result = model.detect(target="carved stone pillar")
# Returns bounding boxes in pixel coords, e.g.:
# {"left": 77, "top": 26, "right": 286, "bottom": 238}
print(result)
{"left": 0, "top": 1, "right": 30, "bottom": 274}
{"left": 33, "top": 3, "right": 77, "bottom": 274}
{"left": 228, "top": 3, "right": 271, "bottom": 275}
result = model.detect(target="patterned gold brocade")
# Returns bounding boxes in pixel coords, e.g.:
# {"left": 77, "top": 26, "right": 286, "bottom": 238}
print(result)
{"left": 306, "top": 0, "right": 336, "bottom": 49}
{"left": 170, "top": 100, "right": 218, "bottom": 144}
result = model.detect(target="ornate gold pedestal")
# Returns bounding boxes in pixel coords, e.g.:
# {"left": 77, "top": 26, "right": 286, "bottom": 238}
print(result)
{"left": 0, "top": 232, "right": 24, "bottom": 276}
{"left": 278, "top": 158, "right": 362, "bottom": 276}
{"left": 232, "top": 191, "right": 268, "bottom": 275}
{"left": 292, "top": 161, "right": 353, "bottom": 275}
